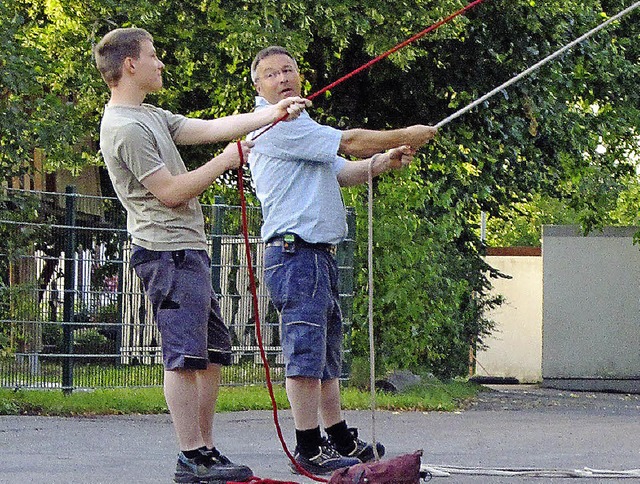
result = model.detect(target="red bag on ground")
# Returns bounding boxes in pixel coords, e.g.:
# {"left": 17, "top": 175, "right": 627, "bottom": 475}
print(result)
{"left": 328, "top": 450, "right": 423, "bottom": 484}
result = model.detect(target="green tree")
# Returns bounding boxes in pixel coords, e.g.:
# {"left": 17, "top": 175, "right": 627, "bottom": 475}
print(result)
{"left": 0, "top": 0, "right": 83, "bottom": 179}
{"left": 2, "top": 0, "right": 639, "bottom": 377}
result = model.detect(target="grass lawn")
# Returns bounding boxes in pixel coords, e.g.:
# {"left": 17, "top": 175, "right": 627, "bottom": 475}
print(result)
{"left": 0, "top": 379, "right": 480, "bottom": 416}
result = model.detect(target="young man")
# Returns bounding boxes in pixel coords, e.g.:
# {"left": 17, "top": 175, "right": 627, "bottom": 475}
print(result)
{"left": 94, "top": 29, "right": 309, "bottom": 483}
{"left": 247, "top": 45, "right": 438, "bottom": 475}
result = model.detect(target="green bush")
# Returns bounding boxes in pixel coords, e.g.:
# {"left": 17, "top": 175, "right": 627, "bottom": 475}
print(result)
{"left": 344, "top": 161, "right": 501, "bottom": 379}
{"left": 74, "top": 329, "right": 112, "bottom": 356}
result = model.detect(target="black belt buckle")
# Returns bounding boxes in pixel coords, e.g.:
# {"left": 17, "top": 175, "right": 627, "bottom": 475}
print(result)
{"left": 282, "top": 233, "right": 296, "bottom": 253}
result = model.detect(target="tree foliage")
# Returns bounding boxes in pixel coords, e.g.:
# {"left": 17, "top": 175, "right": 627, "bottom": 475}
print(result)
{"left": 2, "top": 0, "right": 639, "bottom": 377}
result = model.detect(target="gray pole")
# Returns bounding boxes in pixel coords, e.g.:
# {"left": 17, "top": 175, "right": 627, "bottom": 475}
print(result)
{"left": 210, "top": 195, "right": 225, "bottom": 295}
{"left": 62, "top": 185, "right": 77, "bottom": 394}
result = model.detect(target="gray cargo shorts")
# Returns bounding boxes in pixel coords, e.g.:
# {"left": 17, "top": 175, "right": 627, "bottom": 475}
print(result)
{"left": 130, "top": 245, "right": 232, "bottom": 370}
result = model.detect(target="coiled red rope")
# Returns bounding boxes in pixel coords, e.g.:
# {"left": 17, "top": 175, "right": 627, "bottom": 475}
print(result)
{"left": 234, "top": 1, "right": 487, "bottom": 481}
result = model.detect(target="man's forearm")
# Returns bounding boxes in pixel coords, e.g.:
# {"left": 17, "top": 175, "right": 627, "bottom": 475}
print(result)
{"left": 337, "top": 154, "right": 388, "bottom": 187}
{"left": 175, "top": 97, "right": 310, "bottom": 145}
{"left": 140, "top": 140, "right": 250, "bottom": 208}
{"left": 339, "top": 125, "right": 437, "bottom": 157}
{"left": 175, "top": 111, "right": 277, "bottom": 145}
{"left": 338, "top": 129, "right": 406, "bottom": 158}
{"left": 337, "top": 145, "right": 416, "bottom": 187}
{"left": 142, "top": 156, "right": 233, "bottom": 208}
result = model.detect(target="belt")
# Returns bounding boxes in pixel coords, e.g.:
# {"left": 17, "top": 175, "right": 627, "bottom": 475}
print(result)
{"left": 266, "top": 235, "right": 337, "bottom": 256}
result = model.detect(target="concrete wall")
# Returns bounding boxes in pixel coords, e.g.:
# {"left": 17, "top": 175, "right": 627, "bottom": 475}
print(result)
{"left": 476, "top": 248, "right": 543, "bottom": 383}
{"left": 542, "top": 226, "right": 640, "bottom": 393}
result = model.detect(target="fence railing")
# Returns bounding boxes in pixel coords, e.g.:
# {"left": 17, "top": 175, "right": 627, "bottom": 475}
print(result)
{"left": 0, "top": 187, "right": 355, "bottom": 391}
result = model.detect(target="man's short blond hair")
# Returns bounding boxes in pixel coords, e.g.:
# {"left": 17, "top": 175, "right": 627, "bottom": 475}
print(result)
{"left": 94, "top": 28, "right": 153, "bottom": 87}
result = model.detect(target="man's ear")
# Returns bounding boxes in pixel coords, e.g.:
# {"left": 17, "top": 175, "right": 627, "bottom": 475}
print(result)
{"left": 254, "top": 82, "right": 262, "bottom": 96}
{"left": 123, "top": 57, "right": 135, "bottom": 73}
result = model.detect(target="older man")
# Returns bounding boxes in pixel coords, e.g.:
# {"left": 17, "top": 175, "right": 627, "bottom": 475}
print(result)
{"left": 247, "top": 45, "right": 437, "bottom": 475}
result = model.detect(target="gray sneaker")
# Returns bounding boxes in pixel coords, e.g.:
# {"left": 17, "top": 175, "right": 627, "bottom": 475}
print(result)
{"left": 174, "top": 450, "right": 253, "bottom": 483}
{"left": 330, "top": 427, "right": 386, "bottom": 463}
{"left": 290, "top": 438, "right": 360, "bottom": 475}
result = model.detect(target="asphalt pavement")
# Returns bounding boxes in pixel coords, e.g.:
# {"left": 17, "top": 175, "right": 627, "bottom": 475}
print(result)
{"left": 2, "top": 384, "right": 640, "bottom": 483}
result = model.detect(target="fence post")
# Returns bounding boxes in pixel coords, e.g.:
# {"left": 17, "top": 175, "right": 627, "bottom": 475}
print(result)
{"left": 114, "top": 229, "right": 127, "bottom": 365}
{"left": 62, "top": 185, "right": 77, "bottom": 394}
{"left": 210, "top": 195, "right": 225, "bottom": 294}
{"left": 339, "top": 207, "right": 357, "bottom": 380}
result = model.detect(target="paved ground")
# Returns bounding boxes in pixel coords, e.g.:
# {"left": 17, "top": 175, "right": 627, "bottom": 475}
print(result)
{"left": 2, "top": 384, "right": 640, "bottom": 483}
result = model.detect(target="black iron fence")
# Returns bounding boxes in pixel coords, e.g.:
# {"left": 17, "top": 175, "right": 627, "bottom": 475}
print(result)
{"left": 0, "top": 187, "right": 355, "bottom": 391}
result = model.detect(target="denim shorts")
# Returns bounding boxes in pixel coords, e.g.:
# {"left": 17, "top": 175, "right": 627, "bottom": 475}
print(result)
{"left": 130, "top": 246, "right": 232, "bottom": 370}
{"left": 264, "top": 245, "right": 342, "bottom": 380}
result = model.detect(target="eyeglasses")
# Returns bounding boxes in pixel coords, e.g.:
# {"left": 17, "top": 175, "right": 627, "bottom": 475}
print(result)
{"left": 256, "top": 67, "right": 297, "bottom": 82}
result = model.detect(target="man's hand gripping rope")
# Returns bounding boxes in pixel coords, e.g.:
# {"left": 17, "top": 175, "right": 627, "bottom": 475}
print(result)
{"left": 226, "top": 96, "right": 310, "bottom": 171}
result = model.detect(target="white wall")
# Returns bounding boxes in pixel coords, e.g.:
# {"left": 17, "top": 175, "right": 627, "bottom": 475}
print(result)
{"left": 476, "top": 252, "right": 543, "bottom": 383}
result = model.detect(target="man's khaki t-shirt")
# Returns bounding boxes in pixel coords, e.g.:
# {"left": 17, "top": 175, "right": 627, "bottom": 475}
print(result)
{"left": 99, "top": 104, "right": 207, "bottom": 251}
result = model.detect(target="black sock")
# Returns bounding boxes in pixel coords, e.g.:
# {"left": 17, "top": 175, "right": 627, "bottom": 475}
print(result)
{"left": 295, "top": 426, "right": 322, "bottom": 457}
{"left": 325, "top": 420, "right": 354, "bottom": 451}
{"left": 182, "top": 446, "right": 208, "bottom": 461}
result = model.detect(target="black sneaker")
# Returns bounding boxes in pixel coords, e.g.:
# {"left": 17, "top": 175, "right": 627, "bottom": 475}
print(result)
{"left": 174, "top": 450, "right": 253, "bottom": 483}
{"left": 330, "top": 427, "right": 386, "bottom": 463}
{"left": 290, "top": 438, "right": 361, "bottom": 475}
{"left": 202, "top": 447, "right": 252, "bottom": 472}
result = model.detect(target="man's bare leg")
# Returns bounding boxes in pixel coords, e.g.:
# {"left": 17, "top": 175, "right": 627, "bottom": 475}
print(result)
{"left": 319, "top": 378, "right": 342, "bottom": 428}
{"left": 286, "top": 376, "right": 321, "bottom": 430}
{"left": 164, "top": 369, "right": 205, "bottom": 451}
{"left": 197, "top": 363, "right": 221, "bottom": 448}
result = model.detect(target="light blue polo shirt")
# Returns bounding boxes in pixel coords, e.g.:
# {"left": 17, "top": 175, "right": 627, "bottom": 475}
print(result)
{"left": 247, "top": 97, "right": 348, "bottom": 245}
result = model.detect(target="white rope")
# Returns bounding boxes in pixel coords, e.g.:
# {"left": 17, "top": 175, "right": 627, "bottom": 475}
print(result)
{"left": 365, "top": 3, "right": 640, "bottom": 478}
{"left": 435, "top": 1, "right": 640, "bottom": 129}
{"left": 421, "top": 464, "right": 640, "bottom": 478}
{"left": 367, "top": 157, "right": 381, "bottom": 461}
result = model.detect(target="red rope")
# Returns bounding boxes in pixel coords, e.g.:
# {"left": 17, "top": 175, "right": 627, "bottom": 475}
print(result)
{"left": 307, "top": 0, "right": 486, "bottom": 101}
{"left": 251, "top": 0, "right": 486, "bottom": 139}
{"left": 235, "top": 142, "right": 327, "bottom": 483}
{"left": 234, "top": 1, "right": 487, "bottom": 480}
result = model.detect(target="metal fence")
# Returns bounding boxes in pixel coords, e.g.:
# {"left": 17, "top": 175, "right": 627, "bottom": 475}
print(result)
{"left": 0, "top": 187, "right": 355, "bottom": 391}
